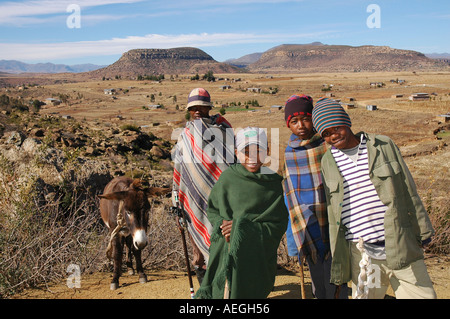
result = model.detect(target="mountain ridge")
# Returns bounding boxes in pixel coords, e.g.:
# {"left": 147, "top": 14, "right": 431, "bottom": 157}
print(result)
{"left": 0, "top": 60, "right": 105, "bottom": 74}
{"left": 245, "top": 43, "right": 450, "bottom": 73}
{"left": 1, "top": 43, "right": 449, "bottom": 76}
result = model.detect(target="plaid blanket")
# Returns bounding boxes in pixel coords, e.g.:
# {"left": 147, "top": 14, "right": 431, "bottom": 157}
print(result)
{"left": 283, "top": 133, "right": 329, "bottom": 263}
{"left": 172, "top": 115, "right": 234, "bottom": 260}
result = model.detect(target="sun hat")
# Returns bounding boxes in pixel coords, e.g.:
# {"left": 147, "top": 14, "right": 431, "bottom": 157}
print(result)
{"left": 186, "top": 88, "right": 213, "bottom": 110}
{"left": 284, "top": 94, "right": 313, "bottom": 127}
{"left": 235, "top": 127, "right": 268, "bottom": 152}
{"left": 312, "top": 97, "right": 352, "bottom": 136}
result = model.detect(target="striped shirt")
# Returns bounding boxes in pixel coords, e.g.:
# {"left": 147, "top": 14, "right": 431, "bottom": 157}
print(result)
{"left": 331, "top": 135, "right": 386, "bottom": 243}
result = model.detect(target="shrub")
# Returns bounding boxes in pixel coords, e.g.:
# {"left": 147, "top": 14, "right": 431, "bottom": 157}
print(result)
{"left": 120, "top": 124, "right": 140, "bottom": 132}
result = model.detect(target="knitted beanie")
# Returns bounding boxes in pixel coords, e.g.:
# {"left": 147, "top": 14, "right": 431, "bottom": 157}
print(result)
{"left": 186, "top": 88, "right": 213, "bottom": 109}
{"left": 312, "top": 98, "right": 352, "bottom": 136}
{"left": 284, "top": 94, "right": 313, "bottom": 127}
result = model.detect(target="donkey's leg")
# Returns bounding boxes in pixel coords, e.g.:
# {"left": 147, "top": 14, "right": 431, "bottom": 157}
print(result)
{"left": 111, "top": 235, "right": 124, "bottom": 290}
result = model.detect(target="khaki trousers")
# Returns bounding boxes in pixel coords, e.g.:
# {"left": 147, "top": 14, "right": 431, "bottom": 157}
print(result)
{"left": 349, "top": 242, "right": 437, "bottom": 299}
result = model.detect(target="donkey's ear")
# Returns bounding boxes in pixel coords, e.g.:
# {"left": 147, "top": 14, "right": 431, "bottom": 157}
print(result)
{"left": 146, "top": 187, "right": 171, "bottom": 197}
{"left": 98, "top": 191, "right": 129, "bottom": 201}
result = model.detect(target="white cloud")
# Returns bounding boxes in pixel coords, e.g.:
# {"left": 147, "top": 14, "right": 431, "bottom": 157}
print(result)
{"left": 0, "top": 0, "right": 144, "bottom": 25}
{"left": 0, "top": 31, "right": 335, "bottom": 61}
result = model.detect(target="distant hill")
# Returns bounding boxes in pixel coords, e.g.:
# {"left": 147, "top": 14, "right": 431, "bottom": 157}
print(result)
{"left": 225, "top": 52, "right": 263, "bottom": 68}
{"left": 89, "top": 47, "right": 240, "bottom": 77}
{"left": 426, "top": 53, "right": 450, "bottom": 60}
{"left": 0, "top": 60, "right": 105, "bottom": 74}
{"left": 245, "top": 43, "right": 450, "bottom": 73}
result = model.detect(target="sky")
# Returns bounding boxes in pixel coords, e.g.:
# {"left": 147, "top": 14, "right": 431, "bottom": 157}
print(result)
{"left": 0, "top": 0, "right": 449, "bottom": 66}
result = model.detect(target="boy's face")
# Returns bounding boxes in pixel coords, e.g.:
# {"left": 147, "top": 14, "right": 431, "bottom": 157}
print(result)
{"left": 288, "top": 115, "right": 314, "bottom": 139}
{"left": 189, "top": 105, "right": 210, "bottom": 120}
{"left": 236, "top": 144, "right": 266, "bottom": 173}
{"left": 321, "top": 126, "right": 359, "bottom": 149}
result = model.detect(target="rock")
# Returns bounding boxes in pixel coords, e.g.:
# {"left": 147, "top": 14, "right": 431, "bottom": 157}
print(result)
{"left": 85, "top": 146, "right": 95, "bottom": 155}
{"left": 150, "top": 145, "right": 164, "bottom": 158}
{"left": 22, "top": 137, "right": 41, "bottom": 155}
{"left": 5, "top": 131, "right": 25, "bottom": 146}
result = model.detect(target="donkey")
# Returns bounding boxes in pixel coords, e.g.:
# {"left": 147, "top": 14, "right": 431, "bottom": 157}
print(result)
{"left": 99, "top": 176, "right": 170, "bottom": 290}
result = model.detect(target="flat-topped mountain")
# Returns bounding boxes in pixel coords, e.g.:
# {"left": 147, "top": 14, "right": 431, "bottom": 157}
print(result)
{"left": 90, "top": 47, "right": 239, "bottom": 77}
{"left": 247, "top": 43, "right": 450, "bottom": 73}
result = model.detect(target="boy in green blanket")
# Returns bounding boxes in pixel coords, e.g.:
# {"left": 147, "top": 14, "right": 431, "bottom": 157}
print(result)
{"left": 195, "top": 127, "right": 288, "bottom": 299}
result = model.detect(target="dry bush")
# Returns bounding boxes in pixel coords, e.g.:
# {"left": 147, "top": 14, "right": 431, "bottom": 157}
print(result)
{"left": 0, "top": 151, "right": 111, "bottom": 297}
{"left": 0, "top": 138, "right": 188, "bottom": 297}
{"left": 142, "top": 201, "right": 187, "bottom": 271}
{"left": 426, "top": 198, "right": 450, "bottom": 255}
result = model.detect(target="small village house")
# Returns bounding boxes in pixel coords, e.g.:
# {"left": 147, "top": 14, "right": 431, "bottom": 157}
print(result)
{"left": 247, "top": 87, "right": 261, "bottom": 93}
{"left": 104, "top": 88, "right": 116, "bottom": 95}
{"left": 409, "top": 93, "right": 430, "bottom": 101}
{"left": 45, "top": 98, "right": 61, "bottom": 106}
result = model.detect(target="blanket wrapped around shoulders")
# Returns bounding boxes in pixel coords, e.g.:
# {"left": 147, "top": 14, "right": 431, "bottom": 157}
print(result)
{"left": 172, "top": 115, "right": 234, "bottom": 260}
{"left": 283, "top": 133, "right": 330, "bottom": 263}
{"left": 195, "top": 164, "right": 288, "bottom": 299}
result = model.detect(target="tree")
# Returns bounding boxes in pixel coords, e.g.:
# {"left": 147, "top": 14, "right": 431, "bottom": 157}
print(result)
{"left": 202, "top": 70, "right": 215, "bottom": 82}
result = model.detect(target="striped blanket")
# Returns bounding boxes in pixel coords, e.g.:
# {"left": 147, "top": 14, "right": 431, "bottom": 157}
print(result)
{"left": 283, "top": 133, "right": 329, "bottom": 263}
{"left": 172, "top": 114, "right": 234, "bottom": 260}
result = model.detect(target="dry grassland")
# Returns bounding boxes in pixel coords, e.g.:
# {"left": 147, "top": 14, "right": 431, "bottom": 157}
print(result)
{"left": 21, "top": 71, "right": 448, "bottom": 204}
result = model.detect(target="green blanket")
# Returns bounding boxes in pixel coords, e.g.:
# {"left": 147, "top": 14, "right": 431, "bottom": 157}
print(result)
{"left": 195, "top": 164, "right": 288, "bottom": 299}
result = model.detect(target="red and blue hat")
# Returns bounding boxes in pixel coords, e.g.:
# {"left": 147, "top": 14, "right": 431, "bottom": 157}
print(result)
{"left": 186, "top": 88, "right": 213, "bottom": 110}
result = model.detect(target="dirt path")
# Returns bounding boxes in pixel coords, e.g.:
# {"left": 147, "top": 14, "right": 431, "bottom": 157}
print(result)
{"left": 12, "top": 255, "right": 449, "bottom": 299}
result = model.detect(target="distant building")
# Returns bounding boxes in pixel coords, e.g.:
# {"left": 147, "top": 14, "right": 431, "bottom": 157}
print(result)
{"left": 104, "top": 88, "right": 116, "bottom": 95}
{"left": 220, "top": 85, "right": 232, "bottom": 90}
{"left": 340, "top": 102, "right": 356, "bottom": 110}
{"left": 436, "top": 113, "right": 450, "bottom": 123}
{"left": 45, "top": 98, "right": 61, "bottom": 106}
{"left": 247, "top": 87, "right": 261, "bottom": 93}
{"left": 409, "top": 93, "right": 430, "bottom": 101}
{"left": 391, "top": 94, "right": 404, "bottom": 99}
{"left": 366, "top": 105, "right": 377, "bottom": 111}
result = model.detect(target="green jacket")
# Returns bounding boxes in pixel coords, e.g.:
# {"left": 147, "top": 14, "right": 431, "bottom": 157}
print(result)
{"left": 321, "top": 132, "right": 434, "bottom": 285}
{"left": 195, "top": 164, "right": 288, "bottom": 299}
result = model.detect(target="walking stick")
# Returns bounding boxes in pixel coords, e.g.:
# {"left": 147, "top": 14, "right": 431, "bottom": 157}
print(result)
{"left": 299, "top": 257, "right": 306, "bottom": 299}
{"left": 173, "top": 192, "right": 195, "bottom": 299}
{"left": 334, "top": 284, "right": 342, "bottom": 299}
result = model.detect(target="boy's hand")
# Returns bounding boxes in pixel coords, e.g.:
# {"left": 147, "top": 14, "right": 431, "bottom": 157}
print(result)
{"left": 220, "top": 220, "right": 233, "bottom": 242}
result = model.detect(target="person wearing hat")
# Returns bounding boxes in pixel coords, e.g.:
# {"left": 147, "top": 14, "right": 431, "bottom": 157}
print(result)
{"left": 282, "top": 94, "right": 348, "bottom": 299}
{"left": 195, "top": 127, "right": 288, "bottom": 299}
{"left": 172, "top": 88, "right": 234, "bottom": 285}
{"left": 312, "top": 97, "right": 436, "bottom": 299}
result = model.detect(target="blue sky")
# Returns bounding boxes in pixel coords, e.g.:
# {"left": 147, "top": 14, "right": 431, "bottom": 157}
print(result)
{"left": 0, "top": 0, "right": 449, "bottom": 65}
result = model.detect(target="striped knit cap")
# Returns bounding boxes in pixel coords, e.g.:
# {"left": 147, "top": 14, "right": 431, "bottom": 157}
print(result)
{"left": 312, "top": 97, "right": 352, "bottom": 136}
{"left": 186, "top": 88, "right": 213, "bottom": 109}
